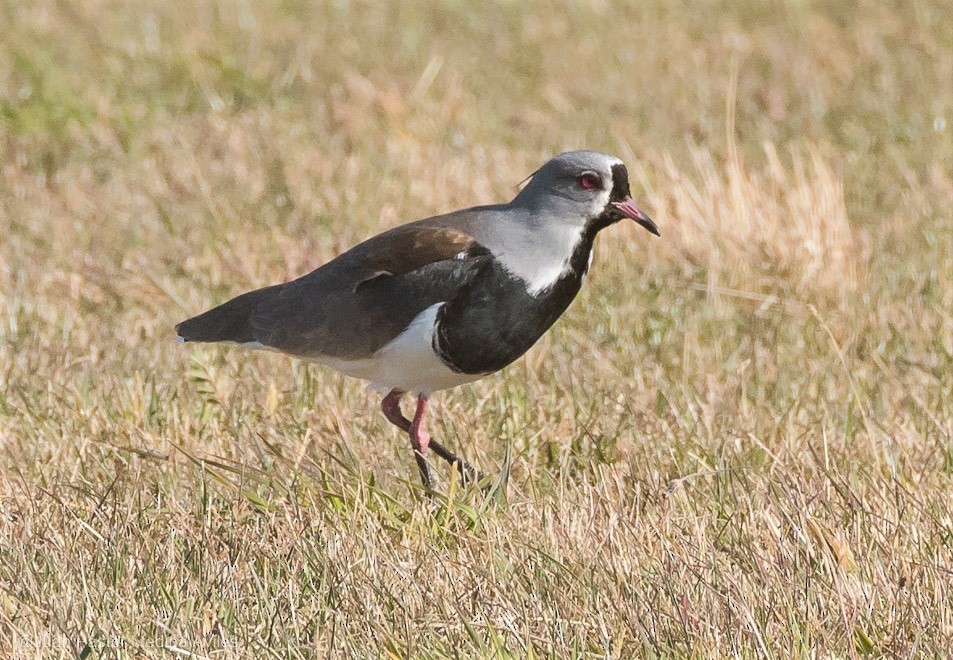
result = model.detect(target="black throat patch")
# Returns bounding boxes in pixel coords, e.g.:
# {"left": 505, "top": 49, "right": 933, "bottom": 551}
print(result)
{"left": 609, "top": 163, "right": 631, "bottom": 201}
{"left": 591, "top": 163, "right": 632, "bottom": 228}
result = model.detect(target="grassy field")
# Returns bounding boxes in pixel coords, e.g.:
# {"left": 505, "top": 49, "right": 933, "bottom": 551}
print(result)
{"left": 2, "top": 0, "right": 952, "bottom": 656}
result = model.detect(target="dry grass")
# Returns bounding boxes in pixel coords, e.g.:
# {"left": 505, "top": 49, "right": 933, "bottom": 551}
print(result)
{"left": 643, "top": 141, "right": 862, "bottom": 295}
{"left": 2, "top": 0, "right": 953, "bottom": 657}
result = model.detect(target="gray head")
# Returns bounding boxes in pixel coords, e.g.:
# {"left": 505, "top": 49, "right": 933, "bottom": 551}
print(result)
{"left": 511, "top": 150, "right": 659, "bottom": 236}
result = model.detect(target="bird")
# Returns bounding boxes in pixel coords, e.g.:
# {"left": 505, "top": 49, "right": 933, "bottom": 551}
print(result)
{"left": 175, "top": 150, "right": 659, "bottom": 490}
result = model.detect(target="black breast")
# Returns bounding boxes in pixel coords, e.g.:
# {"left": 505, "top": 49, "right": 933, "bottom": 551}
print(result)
{"left": 434, "top": 229, "right": 596, "bottom": 375}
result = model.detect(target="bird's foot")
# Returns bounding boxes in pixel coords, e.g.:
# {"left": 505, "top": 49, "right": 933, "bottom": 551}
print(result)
{"left": 429, "top": 439, "right": 485, "bottom": 488}
{"left": 413, "top": 451, "right": 435, "bottom": 492}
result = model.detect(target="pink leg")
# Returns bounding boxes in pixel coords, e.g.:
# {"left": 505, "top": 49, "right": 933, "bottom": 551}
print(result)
{"left": 410, "top": 396, "right": 431, "bottom": 454}
{"left": 381, "top": 389, "right": 411, "bottom": 432}
{"left": 382, "top": 389, "right": 433, "bottom": 489}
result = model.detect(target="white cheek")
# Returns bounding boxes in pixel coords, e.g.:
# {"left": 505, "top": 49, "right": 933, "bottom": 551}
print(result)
{"left": 590, "top": 187, "right": 611, "bottom": 217}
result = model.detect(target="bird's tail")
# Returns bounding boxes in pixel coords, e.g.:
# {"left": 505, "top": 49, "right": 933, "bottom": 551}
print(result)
{"left": 175, "top": 284, "right": 282, "bottom": 344}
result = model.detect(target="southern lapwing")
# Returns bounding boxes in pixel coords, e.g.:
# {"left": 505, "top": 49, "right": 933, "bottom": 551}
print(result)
{"left": 176, "top": 150, "right": 659, "bottom": 490}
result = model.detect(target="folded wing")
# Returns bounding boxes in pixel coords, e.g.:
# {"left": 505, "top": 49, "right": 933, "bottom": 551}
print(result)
{"left": 176, "top": 221, "right": 491, "bottom": 361}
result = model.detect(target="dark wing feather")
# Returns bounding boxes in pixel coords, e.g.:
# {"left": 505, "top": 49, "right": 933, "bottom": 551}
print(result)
{"left": 248, "top": 222, "right": 490, "bottom": 359}
{"left": 176, "top": 284, "right": 282, "bottom": 343}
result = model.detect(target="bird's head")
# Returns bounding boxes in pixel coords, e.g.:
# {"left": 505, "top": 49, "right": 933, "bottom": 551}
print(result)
{"left": 513, "top": 150, "right": 659, "bottom": 237}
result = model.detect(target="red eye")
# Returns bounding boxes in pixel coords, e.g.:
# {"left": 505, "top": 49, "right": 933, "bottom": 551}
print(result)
{"left": 578, "top": 173, "right": 601, "bottom": 190}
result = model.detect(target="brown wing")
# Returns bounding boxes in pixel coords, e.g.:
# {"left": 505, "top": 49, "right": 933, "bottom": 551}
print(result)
{"left": 249, "top": 221, "right": 491, "bottom": 359}
{"left": 348, "top": 224, "right": 479, "bottom": 283}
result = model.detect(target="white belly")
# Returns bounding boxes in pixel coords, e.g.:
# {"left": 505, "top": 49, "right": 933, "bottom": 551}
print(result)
{"left": 316, "top": 303, "right": 485, "bottom": 395}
